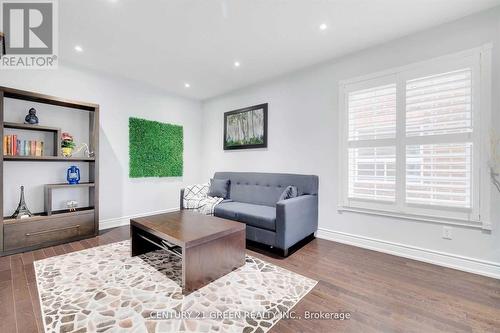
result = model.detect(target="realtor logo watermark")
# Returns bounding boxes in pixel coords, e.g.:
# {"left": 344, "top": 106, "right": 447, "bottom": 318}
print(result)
{"left": 1, "top": 0, "right": 58, "bottom": 69}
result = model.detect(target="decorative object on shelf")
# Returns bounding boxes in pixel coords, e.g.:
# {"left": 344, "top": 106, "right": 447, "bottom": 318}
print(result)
{"left": 24, "top": 107, "right": 39, "bottom": 125}
{"left": 61, "top": 132, "right": 76, "bottom": 157}
{"left": 224, "top": 103, "right": 268, "bottom": 150}
{"left": 67, "top": 165, "right": 81, "bottom": 184}
{"left": 73, "top": 143, "right": 95, "bottom": 158}
{"left": 129, "top": 117, "right": 183, "bottom": 178}
{"left": 66, "top": 200, "right": 78, "bottom": 212}
{"left": 11, "top": 186, "right": 33, "bottom": 219}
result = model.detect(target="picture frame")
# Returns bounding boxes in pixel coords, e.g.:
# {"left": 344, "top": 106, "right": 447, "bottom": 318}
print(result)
{"left": 0, "top": 32, "right": 5, "bottom": 56}
{"left": 224, "top": 103, "right": 268, "bottom": 150}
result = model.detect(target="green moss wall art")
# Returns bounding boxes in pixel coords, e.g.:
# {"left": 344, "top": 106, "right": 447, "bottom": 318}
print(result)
{"left": 129, "top": 117, "right": 183, "bottom": 178}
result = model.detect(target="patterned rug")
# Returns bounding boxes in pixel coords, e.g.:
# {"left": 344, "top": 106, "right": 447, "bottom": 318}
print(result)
{"left": 34, "top": 240, "right": 317, "bottom": 333}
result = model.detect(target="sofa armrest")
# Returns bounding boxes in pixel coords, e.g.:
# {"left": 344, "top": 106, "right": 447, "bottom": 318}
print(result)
{"left": 275, "top": 195, "right": 318, "bottom": 250}
{"left": 180, "top": 188, "right": 185, "bottom": 210}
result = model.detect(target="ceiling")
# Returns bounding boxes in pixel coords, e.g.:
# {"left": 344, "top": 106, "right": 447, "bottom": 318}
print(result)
{"left": 59, "top": 0, "right": 500, "bottom": 100}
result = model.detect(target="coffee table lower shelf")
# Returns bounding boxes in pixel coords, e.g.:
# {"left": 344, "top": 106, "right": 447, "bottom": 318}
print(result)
{"left": 130, "top": 212, "right": 246, "bottom": 294}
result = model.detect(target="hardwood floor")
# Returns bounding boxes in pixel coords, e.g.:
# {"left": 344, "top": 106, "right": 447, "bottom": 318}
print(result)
{"left": 0, "top": 226, "right": 498, "bottom": 333}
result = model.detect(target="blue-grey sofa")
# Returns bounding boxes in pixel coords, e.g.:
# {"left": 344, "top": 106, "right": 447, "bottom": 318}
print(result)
{"left": 181, "top": 172, "right": 319, "bottom": 256}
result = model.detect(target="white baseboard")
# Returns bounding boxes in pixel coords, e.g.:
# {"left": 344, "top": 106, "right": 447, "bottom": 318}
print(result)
{"left": 316, "top": 228, "right": 500, "bottom": 279}
{"left": 99, "top": 208, "right": 179, "bottom": 230}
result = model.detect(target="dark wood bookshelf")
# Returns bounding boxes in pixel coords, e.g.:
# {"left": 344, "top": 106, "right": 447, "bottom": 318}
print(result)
{"left": 0, "top": 86, "right": 99, "bottom": 256}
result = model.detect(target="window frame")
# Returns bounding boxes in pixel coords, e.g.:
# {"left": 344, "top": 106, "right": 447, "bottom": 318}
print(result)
{"left": 338, "top": 45, "right": 492, "bottom": 230}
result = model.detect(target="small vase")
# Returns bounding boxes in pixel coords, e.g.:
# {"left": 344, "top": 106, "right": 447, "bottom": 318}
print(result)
{"left": 62, "top": 147, "right": 73, "bottom": 157}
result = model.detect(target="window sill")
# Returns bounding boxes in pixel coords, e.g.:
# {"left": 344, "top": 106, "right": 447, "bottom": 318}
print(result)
{"left": 337, "top": 206, "right": 490, "bottom": 230}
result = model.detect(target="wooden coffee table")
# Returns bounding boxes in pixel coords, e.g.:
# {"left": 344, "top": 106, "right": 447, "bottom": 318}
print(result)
{"left": 130, "top": 210, "right": 246, "bottom": 293}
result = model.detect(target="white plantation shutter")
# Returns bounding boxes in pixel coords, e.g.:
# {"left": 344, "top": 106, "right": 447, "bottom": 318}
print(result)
{"left": 348, "top": 147, "right": 396, "bottom": 201}
{"left": 405, "top": 69, "right": 473, "bottom": 210}
{"left": 340, "top": 47, "right": 490, "bottom": 226}
{"left": 406, "top": 68, "right": 472, "bottom": 136}
{"left": 346, "top": 83, "right": 397, "bottom": 202}
{"left": 348, "top": 84, "right": 397, "bottom": 140}
{"left": 406, "top": 143, "right": 472, "bottom": 208}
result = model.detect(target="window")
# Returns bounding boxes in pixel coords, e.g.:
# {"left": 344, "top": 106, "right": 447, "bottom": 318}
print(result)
{"left": 339, "top": 46, "right": 492, "bottom": 228}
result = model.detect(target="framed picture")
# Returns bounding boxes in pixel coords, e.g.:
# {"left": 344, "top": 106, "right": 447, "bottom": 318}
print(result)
{"left": 0, "top": 32, "right": 5, "bottom": 56}
{"left": 224, "top": 103, "right": 268, "bottom": 150}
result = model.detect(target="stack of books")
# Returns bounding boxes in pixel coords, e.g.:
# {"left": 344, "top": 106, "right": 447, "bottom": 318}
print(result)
{"left": 3, "top": 135, "right": 44, "bottom": 156}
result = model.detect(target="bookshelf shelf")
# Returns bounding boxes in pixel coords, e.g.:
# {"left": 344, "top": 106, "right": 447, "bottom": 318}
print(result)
{"left": 3, "top": 155, "right": 95, "bottom": 162}
{"left": 0, "top": 86, "right": 99, "bottom": 256}
{"left": 45, "top": 182, "right": 95, "bottom": 189}
{"left": 4, "top": 122, "right": 61, "bottom": 132}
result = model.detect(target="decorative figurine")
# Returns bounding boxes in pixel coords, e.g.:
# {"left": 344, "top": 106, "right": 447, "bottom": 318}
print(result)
{"left": 66, "top": 200, "right": 78, "bottom": 212}
{"left": 11, "top": 186, "right": 33, "bottom": 219}
{"left": 24, "top": 108, "right": 39, "bottom": 125}
{"left": 67, "top": 165, "right": 81, "bottom": 184}
{"left": 74, "top": 143, "right": 95, "bottom": 158}
{"left": 61, "top": 132, "right": 75, "bottom": 157}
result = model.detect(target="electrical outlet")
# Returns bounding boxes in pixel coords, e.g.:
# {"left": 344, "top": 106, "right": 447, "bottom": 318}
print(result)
{"left": 442, "top": 226, "right": 452, "bottom": 240}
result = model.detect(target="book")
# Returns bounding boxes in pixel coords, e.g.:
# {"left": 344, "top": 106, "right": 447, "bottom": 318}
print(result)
{"left": 12, "top": 135, "right": 17, "bottom": 156}
{"left": 3, "top": 136, "right": 7, "bottom": 155}
{"left": 35, "top": 141, "right": 42, "bottom": 156}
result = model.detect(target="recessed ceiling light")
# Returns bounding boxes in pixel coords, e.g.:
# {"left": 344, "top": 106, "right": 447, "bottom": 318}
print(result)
{"left": 234, "top": 61, "right": 240, "bottom": 68}
{"left": 319, "top": 23, "right": 327, "bottom": 31}
{"left": 74, "top": 45, "right": 83, "bottom": 52}
{"left": 184, "top": 83, "right": 191, "bottom": 88}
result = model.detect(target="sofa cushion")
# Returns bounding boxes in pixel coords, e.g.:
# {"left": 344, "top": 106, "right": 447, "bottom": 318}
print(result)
{"left": 278, "top": 185, "right": 298, "bottom": 201}
{"left": 208, "top": 178, "right": 230, "bottom": 198}
{"left": 214, "top": 202, "right": 276, "bottom": 231}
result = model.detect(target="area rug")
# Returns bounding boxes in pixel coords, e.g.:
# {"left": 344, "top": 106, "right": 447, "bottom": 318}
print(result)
{"left": 34, "top": 240, "right": 317, "bottom": 333}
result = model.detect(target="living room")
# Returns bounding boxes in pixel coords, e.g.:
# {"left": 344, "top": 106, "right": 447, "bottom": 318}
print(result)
{"left": 0, "top": 1, "right": 499, "bottom": 332}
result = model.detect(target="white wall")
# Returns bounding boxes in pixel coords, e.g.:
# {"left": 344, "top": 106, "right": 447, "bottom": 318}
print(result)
{"left": 201, "top": 9, "right": 500, "bottom": 277}
{"left": 0, "top": 64, "right": 203, "bottom": 228}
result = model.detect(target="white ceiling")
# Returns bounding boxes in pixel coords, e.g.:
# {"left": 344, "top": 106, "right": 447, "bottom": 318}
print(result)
{"left": 60, "top": 0, "right": 500, "bottom": 100}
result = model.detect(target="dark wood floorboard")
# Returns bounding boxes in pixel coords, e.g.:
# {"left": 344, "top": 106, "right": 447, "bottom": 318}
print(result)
{"left": 0, "top": 225, "right": 498, "bottom": 333}
{"left": 11, "top": 253, "right": 38, "bottom": 333}
{"left": 0, "top": 254, "right": 16, "bottom": 333}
